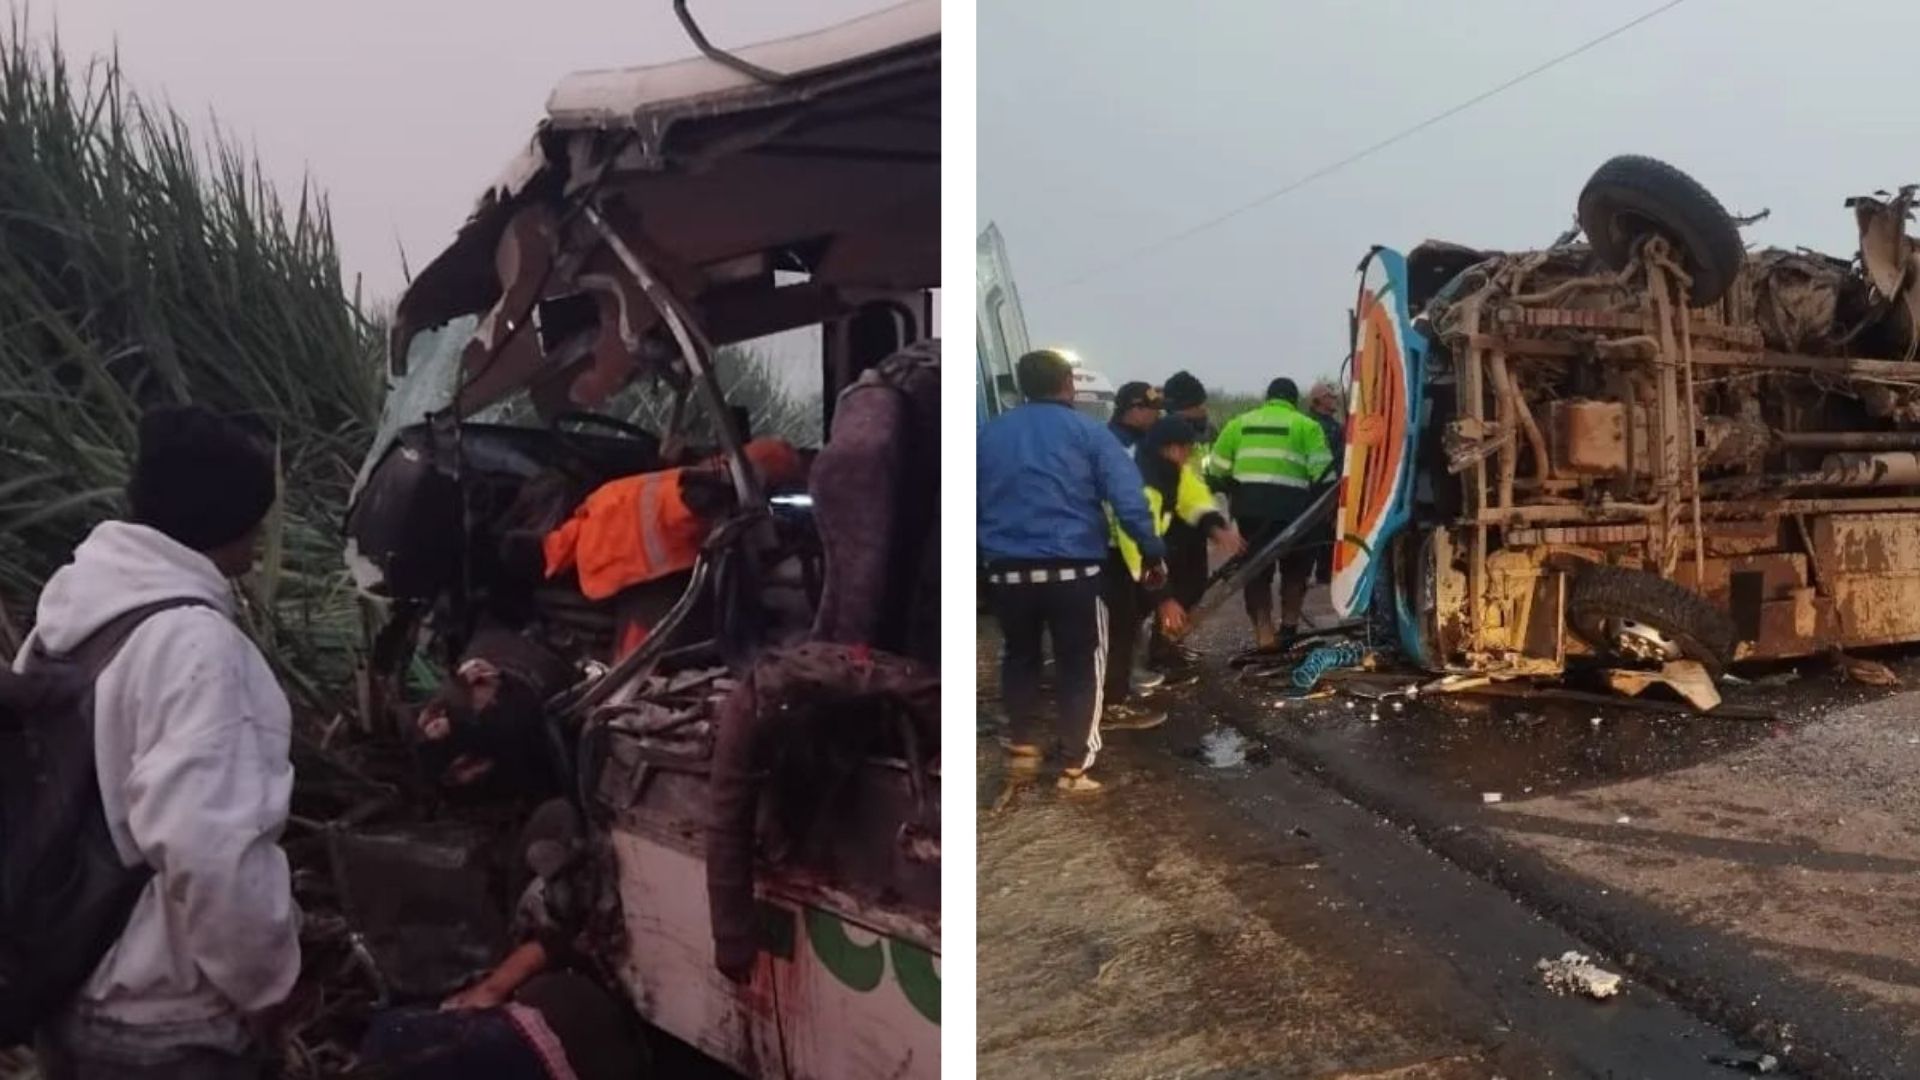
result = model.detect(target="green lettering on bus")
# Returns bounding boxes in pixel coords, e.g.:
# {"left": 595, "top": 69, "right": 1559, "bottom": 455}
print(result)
{"left": 804, "top": 908, "right": 884, "bottom": 992}
{"left": 889, "top": 939, "right": 940, "bottom": 1025}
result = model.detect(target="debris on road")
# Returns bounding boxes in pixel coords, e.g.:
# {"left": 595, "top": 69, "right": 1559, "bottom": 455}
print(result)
{"left": 1427, "top": 674, "right": 1493, "bottom": 695}
{"left": 1708, "top": 1050, "right": 1782, "bottom": 1073}
{"left": 1605, "top": 659, "right": 1723, "bottom": 712}
{"left": 1330, "top": 673, "right": 1427, "bottom": 700}
{"left": 1536, "top": 951, "right": 1623, "bottom": 999}
{"left": 1458, "top": 681, "right": 1780, "bottom": 721}
{"left": 1831, "top": 649, "right": 1901, "bottom": 687}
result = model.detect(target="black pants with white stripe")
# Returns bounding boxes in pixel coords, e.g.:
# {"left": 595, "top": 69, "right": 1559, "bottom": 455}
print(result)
{"left": 987, "top": 563, "right": 1106, "bottom": 771}
{"left": 1100, "top": 548, "right": 1147, "bottom": 705}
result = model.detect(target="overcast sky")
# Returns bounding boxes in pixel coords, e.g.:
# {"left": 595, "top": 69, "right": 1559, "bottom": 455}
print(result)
{"left": 980, "top": 0, "right": 1920, "bottom": 394}
{"left": 40, "top": 0, "right": 893, "bottom": 307}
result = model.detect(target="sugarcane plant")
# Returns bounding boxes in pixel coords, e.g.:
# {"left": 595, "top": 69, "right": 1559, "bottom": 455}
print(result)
{"left": 607, "top": 343, "right": 825, "bottom": 447}
{"left": 0, "top": 19, "right": 383, "bottom": 711}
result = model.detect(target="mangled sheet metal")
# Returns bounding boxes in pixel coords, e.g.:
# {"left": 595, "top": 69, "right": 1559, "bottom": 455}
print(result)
{"left": 1747, "top": 248, "right": 1861, "bottom": 355}
{"left": 1850, "top": 186, "right": 1920, "bottom": 360}
{"left": 390, "top": 0, "right": 940, "bottom": 422}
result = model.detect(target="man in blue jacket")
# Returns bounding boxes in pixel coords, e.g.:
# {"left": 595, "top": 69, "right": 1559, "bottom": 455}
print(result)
{"left": 979, "top": 349, "right": 1166, "bottom": 793}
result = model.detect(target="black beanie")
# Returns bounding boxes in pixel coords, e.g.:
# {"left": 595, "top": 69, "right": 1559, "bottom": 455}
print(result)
{"left": 1162, "top": 370, "right": 1207, "bottom": 411}
{"left": 127, "top": 405, "right": 277, "bottom": 552}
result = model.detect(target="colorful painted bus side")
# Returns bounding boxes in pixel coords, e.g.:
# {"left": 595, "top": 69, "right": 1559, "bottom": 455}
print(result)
{"left": 1331, "top": 246, "right": 1427, "bottom": 659}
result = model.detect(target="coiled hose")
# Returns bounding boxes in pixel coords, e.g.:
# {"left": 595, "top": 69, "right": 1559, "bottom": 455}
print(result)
{"left": 1292, "top": 641, "right": 1368, "bottom": 690}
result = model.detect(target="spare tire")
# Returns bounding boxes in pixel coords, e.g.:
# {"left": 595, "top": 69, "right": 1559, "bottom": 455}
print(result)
{"left": 1577, "top": 155, "right": 1745, "bottom": 307}
{"left": 1566, "top": 564, "right": 1736, "bottom": 678}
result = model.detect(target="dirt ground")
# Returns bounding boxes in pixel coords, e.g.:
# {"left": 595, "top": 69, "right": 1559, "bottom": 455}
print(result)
{"left": 976, "top": 744, "right": 1499, "bottom": 1080}
{"left": 975, "top": 594, "right": 1505, "bottom": 1079}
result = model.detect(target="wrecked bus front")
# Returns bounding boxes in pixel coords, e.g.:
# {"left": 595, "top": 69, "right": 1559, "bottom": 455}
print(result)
{"left": 1339, "top": 156, "right": 1920, "bottom": 697}
{"left": 344, "top": 2, "right": 940, "bottom": 1076}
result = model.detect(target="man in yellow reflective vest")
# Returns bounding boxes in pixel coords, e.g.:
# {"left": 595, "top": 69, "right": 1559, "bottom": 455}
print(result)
{"left": 1151, "top": 370, "right": 1215, "bottom": 673}
{"left": 1103, "top": 416, "right": 1243, "bottom": 728}
{"left": 1207, "top": 377, "right": 1335, "bottom": 651}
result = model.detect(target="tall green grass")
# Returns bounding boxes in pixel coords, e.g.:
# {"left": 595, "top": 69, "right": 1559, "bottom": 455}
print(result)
{"left": 610, "top": 344, "right": 824, "bottom": 447}
{"left": 0, "top": 22, "right": 381, "bottom": 708}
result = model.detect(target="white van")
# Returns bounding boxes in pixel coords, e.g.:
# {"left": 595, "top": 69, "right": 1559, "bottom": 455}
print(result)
{"left": 1069, "top": 361, "right": 1116, "bottom": 422}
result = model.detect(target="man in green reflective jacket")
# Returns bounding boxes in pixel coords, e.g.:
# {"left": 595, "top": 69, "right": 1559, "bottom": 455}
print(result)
{"left": 1207, "top": 377, "right": 1335, "bottom": 651}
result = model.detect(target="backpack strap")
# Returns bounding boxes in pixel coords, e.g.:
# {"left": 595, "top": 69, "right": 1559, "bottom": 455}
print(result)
{"left": 49, "top": 598, "right": 218, "bottom": 680}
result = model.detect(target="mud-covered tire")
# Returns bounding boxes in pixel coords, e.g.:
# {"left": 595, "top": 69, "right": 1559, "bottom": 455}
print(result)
{"left": 1577, "top": 155, "right": 1745, "bottom": 307}
{"left": 1566, "top": 564, "right": 1736, "bottom": 677}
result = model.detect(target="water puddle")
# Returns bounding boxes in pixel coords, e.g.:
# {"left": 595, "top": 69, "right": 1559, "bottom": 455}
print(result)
{"left": 1198, "top": 726, "right": 1260, "bottom": 769}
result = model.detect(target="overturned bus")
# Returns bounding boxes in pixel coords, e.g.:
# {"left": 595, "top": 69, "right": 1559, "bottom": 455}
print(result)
{"left": 1336, "top": 155, "right": 1920, "bottom": 690}
{"left": 341, "top": 3, "right": 939, "bottom": 1076}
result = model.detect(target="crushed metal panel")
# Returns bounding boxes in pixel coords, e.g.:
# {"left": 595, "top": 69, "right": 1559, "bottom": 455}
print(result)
{"left": 1749, "top": 248, "right": 1850, "bottom": 353}
{"left": 610, "top": 830, "right": 769, "bottom": 1074}
{"left": 390, "top": 0, "right": 939, "bottom": 373}
{"left": 609, "top": 830, "right": 938, "bottom": 1080}
{"left": 390, "top": 139, "right": 555, "bottom": 373}
{"left": 1852, "top": 187, "right": 1920, "bottom": 359}
{"left": 1605, "top": 660, "right": 1722, "bottom": 712}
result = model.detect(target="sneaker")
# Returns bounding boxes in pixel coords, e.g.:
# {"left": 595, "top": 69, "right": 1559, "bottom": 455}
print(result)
{"left": 1000, "top": 740, "right": 1044, "bottom": 770}
{"left": 1149, "top": 641, "right": 1202, "bottom": 670}
{"left": 1132, "top": 668, "right": 1167, "bottom": 694}
{"left": 1057, "top": 769, "right": 1103, "bottom": 794}
{"left": 1102, "top": 703, "right": 1167, "bottom": 731}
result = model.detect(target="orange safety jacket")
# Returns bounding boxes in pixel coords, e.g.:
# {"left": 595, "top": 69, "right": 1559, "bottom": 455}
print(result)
{"left": 543, "top": 437, "right": 802, "bottom": 603}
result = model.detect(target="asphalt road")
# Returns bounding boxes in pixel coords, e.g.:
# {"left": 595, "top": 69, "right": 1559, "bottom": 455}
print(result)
{"left": 977, "top": 591, "right": 1920, "bottom": 1078}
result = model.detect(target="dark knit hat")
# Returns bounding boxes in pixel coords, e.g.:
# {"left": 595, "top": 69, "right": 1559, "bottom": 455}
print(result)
{"left": 128, "top": 405, "right": 276, "bottom": 552}
{"left": 1162, "top": 370, "right": 1207, "bottom": 411}
{"left": 1114, "top": 381, "right": 1163, "bottom": 412}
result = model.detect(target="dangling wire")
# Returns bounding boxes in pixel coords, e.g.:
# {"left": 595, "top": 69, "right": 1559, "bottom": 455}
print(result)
{"left": 673, "top": 0, "right": 792, "bottom": 85}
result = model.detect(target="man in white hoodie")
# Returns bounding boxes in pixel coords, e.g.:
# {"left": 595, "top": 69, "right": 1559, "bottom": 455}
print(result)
{"left": 24, "top": 405, "right": 301, "bottom": 1078}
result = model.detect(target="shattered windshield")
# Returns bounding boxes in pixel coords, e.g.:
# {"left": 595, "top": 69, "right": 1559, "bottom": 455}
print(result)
{"left": 351, "top": 315, "right": 477, "bottom": 497}
{"left": 351, "top": 314, "right": 832, "bottom": 497}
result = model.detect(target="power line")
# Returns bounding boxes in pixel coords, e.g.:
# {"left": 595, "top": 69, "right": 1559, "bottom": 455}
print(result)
{"left": 1040, "top": 0, "right": 1691, "bottom": 294}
